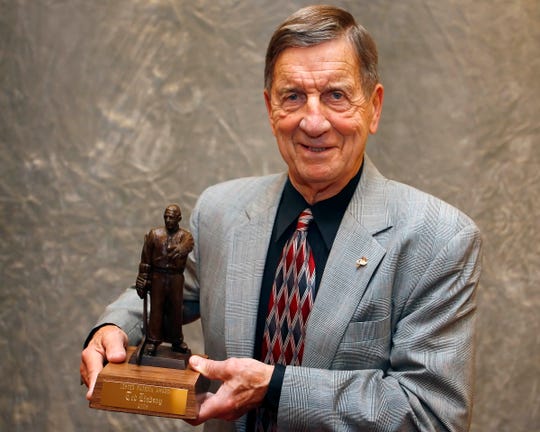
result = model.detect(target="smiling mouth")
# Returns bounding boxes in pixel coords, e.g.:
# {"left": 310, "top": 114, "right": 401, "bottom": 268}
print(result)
{"left": 301, "top": 144, "right": 329, "bottom": 153}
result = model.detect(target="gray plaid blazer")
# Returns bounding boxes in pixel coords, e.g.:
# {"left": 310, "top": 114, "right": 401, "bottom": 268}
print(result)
{"left": 98, "top": 156, "right": 482, "bottom": 432}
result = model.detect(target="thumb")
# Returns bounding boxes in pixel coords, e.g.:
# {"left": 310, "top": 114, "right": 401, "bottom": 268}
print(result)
{"left": 189, "top": 356, "right": 223, "bottom": 380}
{"left": 101, "top": 328, "right": 128, "bottom": 363}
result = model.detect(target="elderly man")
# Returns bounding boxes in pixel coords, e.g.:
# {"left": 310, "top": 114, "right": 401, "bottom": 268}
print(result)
{"left": 81, "top": 5, "right": 482, "bottom": 431}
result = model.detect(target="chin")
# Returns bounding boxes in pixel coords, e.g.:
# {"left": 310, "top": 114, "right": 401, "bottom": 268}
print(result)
{"left": 302, "top": 167, "right": 338, "bottom": 183}
{"left": 297, "top": 176, "right": 338, "bottom": 192}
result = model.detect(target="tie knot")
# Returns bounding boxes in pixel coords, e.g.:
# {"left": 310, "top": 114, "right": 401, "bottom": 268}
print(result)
{"left": 296, "top": 208, "right": 313, "bottom": 232}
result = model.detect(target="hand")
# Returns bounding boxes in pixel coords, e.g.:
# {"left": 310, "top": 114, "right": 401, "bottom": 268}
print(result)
{"left": 187, "top": 356, "right": 274, "bottom": 425}
{"left": 167, "top": 244, "right": 190, "bottom": 260}
{"left": 135, "top": 275, "right": 148, "bottom": 298}
{"left": 80, "top": 325, "right": 128, "bottom": 400}
{"left": 168, "top": 235, "right": 194, "bottom": 260}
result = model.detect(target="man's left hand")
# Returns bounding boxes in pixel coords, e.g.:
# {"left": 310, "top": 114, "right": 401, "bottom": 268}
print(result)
{"left": 167, "top": 244, "right": 190, "bottom": 260}
{"left": 186, "top": 355, "right": 274, "bottom": 424}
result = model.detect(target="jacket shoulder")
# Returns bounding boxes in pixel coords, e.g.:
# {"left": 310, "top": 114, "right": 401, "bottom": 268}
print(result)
{"left": 379, "top": 179, "right": 481, "bottom": 249}
{"left": 197, "top": 174, "right": 285, "bottom": 211}
{"left": 202, "top": 174, "right": 284, "bottom": 197}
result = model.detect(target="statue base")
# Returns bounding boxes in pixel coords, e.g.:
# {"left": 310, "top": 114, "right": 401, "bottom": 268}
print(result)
{"left": 90, "top": 346, "right": 208, "bottom": 419}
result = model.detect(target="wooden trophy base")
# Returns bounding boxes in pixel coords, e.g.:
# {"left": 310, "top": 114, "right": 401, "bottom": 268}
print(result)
{"left": 90, "top": 346, "right": 208, "bottom": 419}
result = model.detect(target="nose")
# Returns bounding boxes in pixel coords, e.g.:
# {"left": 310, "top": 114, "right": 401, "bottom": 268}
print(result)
{"left": 299, "top": 96, "right": 331, "bottom": 137}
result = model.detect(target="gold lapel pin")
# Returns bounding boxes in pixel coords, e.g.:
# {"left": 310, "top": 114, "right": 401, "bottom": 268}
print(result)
{"left": 356, "top": 257, "right": 368, "bottom": 268}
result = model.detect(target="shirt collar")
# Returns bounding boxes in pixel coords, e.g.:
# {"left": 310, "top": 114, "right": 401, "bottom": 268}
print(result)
{"left": 275, "top": 163, "right": 363, "bottom": 248}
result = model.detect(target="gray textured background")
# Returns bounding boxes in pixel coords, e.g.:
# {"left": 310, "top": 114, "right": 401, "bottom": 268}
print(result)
{"left": 1, "top": 1, "right": 538, "bottom": 431}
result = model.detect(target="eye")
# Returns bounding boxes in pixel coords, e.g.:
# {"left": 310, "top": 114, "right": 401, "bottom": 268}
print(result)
{"left": 286, "top": 93, "right": 299, "bottom": 101}
{"left": 323, "top": 89, "right": 351, "bottom": 111}
{"left": 280, "top": 91, "right": 305, "bottom": 111}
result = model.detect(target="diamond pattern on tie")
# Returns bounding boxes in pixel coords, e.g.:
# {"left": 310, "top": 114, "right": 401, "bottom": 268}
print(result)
{"left": 261, "top": 208, "right": 316, "bottom": 367}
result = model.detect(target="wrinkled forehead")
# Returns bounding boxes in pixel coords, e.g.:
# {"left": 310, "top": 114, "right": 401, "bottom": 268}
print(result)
{"left": 272, "top": 39, "right": 361, "bottom": 89}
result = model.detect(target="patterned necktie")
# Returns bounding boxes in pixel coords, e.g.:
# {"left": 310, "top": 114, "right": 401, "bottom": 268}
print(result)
{"left": 261, "top": 208, "right": 316, "bottom": 366}
{"left": 255, "top": 209, "right": 316, "bottom": 431}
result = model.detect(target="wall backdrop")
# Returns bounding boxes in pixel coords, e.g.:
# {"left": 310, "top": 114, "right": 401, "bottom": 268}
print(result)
{"left": 1, "top": 0, "right": 538, "bottom": 431}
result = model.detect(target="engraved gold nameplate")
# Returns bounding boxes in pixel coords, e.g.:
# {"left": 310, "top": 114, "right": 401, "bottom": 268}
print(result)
{"left": 90, "top": 346, "right": 208, "bottom": 419}
{"left": 101, "top": 381, "right": 188, "bottom": 415}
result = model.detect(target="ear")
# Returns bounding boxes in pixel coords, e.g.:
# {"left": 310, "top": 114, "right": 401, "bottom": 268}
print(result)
{"left": 368, "top": 83, "right": 384, "bottom": 134}
{"left": 264, "top": 89, "right": 276, "bottom": 136}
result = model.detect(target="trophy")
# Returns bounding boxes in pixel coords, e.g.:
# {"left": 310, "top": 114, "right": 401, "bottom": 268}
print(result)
{"left": 90, "top": 204, "right": 207, "bottom": 419}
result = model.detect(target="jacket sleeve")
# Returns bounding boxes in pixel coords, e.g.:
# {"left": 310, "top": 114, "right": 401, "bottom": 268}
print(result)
{"left": 277, "top": 222, "right": 482, "bottom": 432}
{"left": 93, "top": 286, "right": 144, "bottom": 346}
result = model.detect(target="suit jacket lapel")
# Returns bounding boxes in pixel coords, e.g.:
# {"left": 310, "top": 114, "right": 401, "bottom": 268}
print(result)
{"left": 222, "top": 158, "right": 391, "bottom": 364}
{"left": 303, "top": 157, "right": 392, "bottom": 368}
{"left": 224, "top": 175, "right": 286, "bottom": 359}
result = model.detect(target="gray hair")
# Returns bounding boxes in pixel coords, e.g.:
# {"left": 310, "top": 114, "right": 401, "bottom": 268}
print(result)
{"left": 264, "top": 5, "right": 380, "bottom": 95}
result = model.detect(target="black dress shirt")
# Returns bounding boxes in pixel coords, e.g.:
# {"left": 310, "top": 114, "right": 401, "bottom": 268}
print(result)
{"left": 248, "top": 164, "right": 362, "bottom": 429}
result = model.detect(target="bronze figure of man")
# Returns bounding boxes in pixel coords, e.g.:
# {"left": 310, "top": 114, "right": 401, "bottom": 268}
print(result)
{"left": 135, "top": 204, "right": 194, "bottom": 355}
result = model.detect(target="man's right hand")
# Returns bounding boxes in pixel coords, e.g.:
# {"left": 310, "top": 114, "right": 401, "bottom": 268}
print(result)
{"left": 80, "top": 325, "right": 128, "bottom": 400}
{"left": 135, "top": 275, "right": 148, "bottom": 298}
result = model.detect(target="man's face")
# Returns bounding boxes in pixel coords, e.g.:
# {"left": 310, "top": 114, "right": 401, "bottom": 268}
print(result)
{"left": 264, "top": 36, "right": 383, "bottom": 203}
{"left": 164, "top": 208, "right": 181, "bottom": 231}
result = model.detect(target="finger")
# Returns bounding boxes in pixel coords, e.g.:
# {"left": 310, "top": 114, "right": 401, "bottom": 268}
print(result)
{"left": 86, "top": 373, "right": 99, "bottom": 400}
{"left": 182, "top": 392, "right": 214, "bottom": 426}
{"left": 82, "top": 347, "right": 106, "bottom": 400}
{"left": 189, "top": 356, "right": 226, "bottom": 381}
{"left": 79, "top": 361, "right": 90, "bottom": 387}
{"left": 81, "top": 326, "right": 127, "bottom": 400}
{"left": 196, "top": 392, "right": 235, "bottom": 423}
{"left": 196, "top": 391, "right": 214, "bottom": 404}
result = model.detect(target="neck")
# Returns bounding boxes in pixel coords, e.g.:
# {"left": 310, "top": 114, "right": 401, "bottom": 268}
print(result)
{"left": 291, "top": 173, "right": 360, "bottom": 205}
{"left": 294, "top": 183, "right": 342, "bottom": 205}
{"left": 166, "top": 226, "right": 179, "bottom": 235}
{"left": 290, "top": 159, "right": 363, "bottom": 205}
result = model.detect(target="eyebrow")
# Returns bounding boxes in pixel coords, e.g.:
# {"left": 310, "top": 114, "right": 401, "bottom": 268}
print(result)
{"left": 275, "top": 81, "right": 356, "bottom": 96}
{"left": 274, "top": 87, "right": 300, "bottom": 97}
{"left": 325, "top": 79, "right": 356, "bottom": 94}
